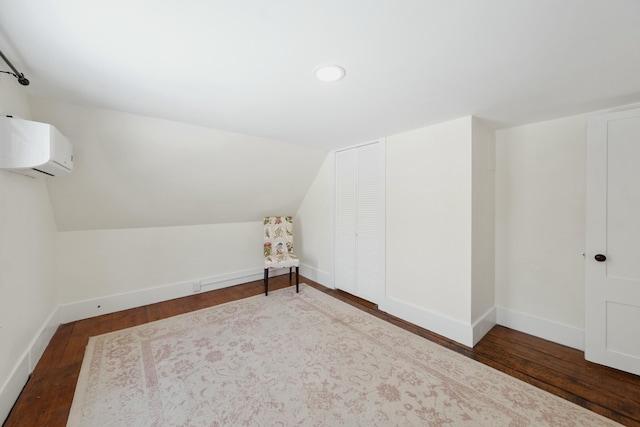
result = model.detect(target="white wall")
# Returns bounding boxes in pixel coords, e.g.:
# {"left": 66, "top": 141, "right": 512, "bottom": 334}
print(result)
{"left": 28, "top": 98, "right": 327, "bottom": 317}
{"left": 471, "top": 118, "right": 496, "bottom": 325}
{"left": 28, "top": 97, "right": 327, "bottom": 231}
{"left": 295, "top": 153, "right": 334, "bottom": 287}
{"left": 494, "top": 102, "right": 640, "bottom": 350}
{"left": 1, "top": 93, "right": 327, "bottom": 421}
{"left": 3, "top": 76, "right": 635, "bottom": 423}
{"left": 386, "top": 117, "right": 473, "bottom": 324}
{"left": 495, "top": 116, "right": 586, "bottom": 331}
{"left": 0, "top": 78, "right": 59, "bottom": 422}
{"left": 21, "top": 97, "right": 327, "bottom": 323}
{"left": 57, "top": 222, "right": 264, "bottom": 309}
{"left": 298, "top": 117, "right": 495, "bottom": 346}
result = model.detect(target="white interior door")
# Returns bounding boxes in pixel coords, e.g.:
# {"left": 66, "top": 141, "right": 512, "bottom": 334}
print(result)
{"left": 334, "top": 141, "right": 384, "bottom": 304}
{"left": 354, "top": 143, "right": 381, "bottom": 303}
{"left": 585, "top": 108, "right": 640, "bottom": 376}
{"left": 335, "top": 148, "right": 357, "bottom": 295}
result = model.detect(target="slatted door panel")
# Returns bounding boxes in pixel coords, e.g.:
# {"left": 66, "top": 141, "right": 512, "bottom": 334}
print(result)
{"left": 335, "top": 149, "right": 357, "bottom": 294}
{"left": 355, "top": 143, "right": 381, "bottom": 303}
{"left": 334, "top": 142, "right": 382, "bottom": 304}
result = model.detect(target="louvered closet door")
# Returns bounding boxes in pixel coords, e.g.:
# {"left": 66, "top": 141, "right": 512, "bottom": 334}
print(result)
{"left": 335, "top": 142, "right": 382, "bottom": 304}
{"left": 335, "top": 148, "right": 358, "bottom": 295}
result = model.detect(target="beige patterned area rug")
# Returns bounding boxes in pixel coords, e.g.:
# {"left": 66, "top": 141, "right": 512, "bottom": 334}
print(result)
{"left": 68, "top": 285, "right": 619, "bottom": 426}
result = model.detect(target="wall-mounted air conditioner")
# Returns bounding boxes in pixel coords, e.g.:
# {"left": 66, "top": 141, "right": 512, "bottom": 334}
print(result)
{"left": 0, "top": 116, "right": 74, "bottom": 178}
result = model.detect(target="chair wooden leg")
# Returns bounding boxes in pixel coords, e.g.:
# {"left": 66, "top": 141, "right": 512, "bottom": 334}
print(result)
{"left": 264, "top": 268, "right": 269, "bottom": 296}
{"left": 289, "top": 267, "right": 292, "bottom": 281}
{"left": 296, "top": 266, "right": 299, "bottom": 293}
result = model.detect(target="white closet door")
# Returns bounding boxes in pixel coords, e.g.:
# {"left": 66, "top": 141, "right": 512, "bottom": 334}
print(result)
{"left": 355, "top": 143, "right": 381, "bottom": 302}
{"left": 334, "top": 142, "right": 383, "bottom": 304}
{"left": 335, "top": 148, "right": 357, "bottom": 294}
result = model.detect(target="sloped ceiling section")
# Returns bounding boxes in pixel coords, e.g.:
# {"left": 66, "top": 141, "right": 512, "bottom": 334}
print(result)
{"left": 28, "top": 97, "right": 327, "bottom": 231}
{"left": 2, "top": 1, "right": 640, "bottom": 149}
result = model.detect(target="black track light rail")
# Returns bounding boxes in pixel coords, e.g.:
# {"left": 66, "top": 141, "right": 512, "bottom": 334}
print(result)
{"left": 0, "top": 49, "right": 30, "bottom": 86}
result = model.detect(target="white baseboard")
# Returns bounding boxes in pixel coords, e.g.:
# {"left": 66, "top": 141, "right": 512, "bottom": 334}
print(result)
{"left": 496, "top": 306, "right": 584, "bottom": 351}
{"left": 299, "top": 263, "right": 333, "bottom": 289}
{"left": 1, "top": 306, "right": 59, "bottom": 424}
{"left": 0, "top": 356, "right": 28, "bottom": 424}
{"left": 472, "top": 306, "right": 496, "bottom": 346}
{"left": 58, "top": 268, "right": 292, "bottom": 324}
{"left": 58, "top": 279, "right": 196, "bottom": 324}
{"left": 378, "top": 296, "right": 475, "bottom": 347}
{"left": 377, "top": 299, "right": 583, "bottom": 351}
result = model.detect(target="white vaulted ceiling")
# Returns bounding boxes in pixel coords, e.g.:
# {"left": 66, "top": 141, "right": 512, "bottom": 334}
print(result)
{"left": 1, "top": 0, "right": 639, "bottom": 150}
{"left": 1, "top": 1, "right": 640, "bottom": 231}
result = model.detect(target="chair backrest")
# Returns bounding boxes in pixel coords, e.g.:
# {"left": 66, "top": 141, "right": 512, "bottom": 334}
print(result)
{"left": 263, "top": 216, "right": 295, "bottom": 258}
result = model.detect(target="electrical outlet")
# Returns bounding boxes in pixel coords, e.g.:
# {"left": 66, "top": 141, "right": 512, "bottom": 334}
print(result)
{"left": 193, "top": 281, "right": 201, "bottom": 292}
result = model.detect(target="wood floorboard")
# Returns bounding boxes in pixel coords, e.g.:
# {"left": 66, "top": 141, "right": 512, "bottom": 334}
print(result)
{"left": 4, "top": 275, "right": 640, "bottom": 427}
{"left": 479, "top": 330, "right": 640, "bottom": 412}
{"left": 30, "top": 323, "right": 74, "bottom": 376}
{"left": 58, "top": 335, "right": 89, "bottom": 369}
{"left": 485, "top": 327, "right": 640, "bottom": 386}
{"left": 111, "top": 306, "right": 148, "bottom": 330}
{"left": 72, "top": 313, "right": 113, "bottom": 336}
{"left": 476, "top": 339, "right": 633, "bottom": 417}
{"left": 474, "top": 355, "right": 637, "bottom": 427}
{"left": 184, "top": 293, "right": 212, "bottom": 312}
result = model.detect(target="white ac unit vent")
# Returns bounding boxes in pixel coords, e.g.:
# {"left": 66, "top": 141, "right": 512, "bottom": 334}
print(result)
{"left": 0, "top": 116, "right": 73, "bottom": 178}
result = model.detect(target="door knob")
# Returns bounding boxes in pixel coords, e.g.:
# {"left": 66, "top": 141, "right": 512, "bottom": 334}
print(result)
{"left": 594, "top": 254, "right": 607, "bottom": 262}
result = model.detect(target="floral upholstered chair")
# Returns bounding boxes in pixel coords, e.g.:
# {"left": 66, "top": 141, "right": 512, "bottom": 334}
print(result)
{"left": 263, "top": 216, "right": 299, "bottom": 295}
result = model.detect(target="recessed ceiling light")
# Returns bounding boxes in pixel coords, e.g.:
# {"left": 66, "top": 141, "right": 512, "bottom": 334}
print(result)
{"left": 314, "top": 64, "right": 346, "bottom": 82}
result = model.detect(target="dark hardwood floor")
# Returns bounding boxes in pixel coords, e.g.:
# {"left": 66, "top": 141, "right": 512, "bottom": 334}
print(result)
{"left": 4, "top": 275, "right": 640, "bottom": 426}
